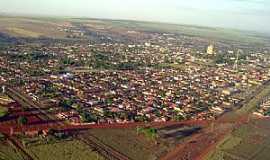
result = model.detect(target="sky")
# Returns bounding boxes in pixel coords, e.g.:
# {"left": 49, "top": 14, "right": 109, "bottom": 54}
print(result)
{"left": 0, "top": 0, "right": 269, "bottom": 33}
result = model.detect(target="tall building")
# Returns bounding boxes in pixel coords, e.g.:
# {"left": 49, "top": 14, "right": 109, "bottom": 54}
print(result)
{"left": 207, "top": 44, "right": 214, "bottom": 55}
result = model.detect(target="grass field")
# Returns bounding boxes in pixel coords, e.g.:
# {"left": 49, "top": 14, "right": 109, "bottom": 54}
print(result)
{"left": 27, "top": 140, "right": 104, "bottom": 160}
{"left": 0, "top": 106, "right": 8, "bottom": 118}
{"left": 88, "top": 128, "right": 170, "bottom": 160}
{"left": 0, "top": 141, "right": 25, "bottom": 160}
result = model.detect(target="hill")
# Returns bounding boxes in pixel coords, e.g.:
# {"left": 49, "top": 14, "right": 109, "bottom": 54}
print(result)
{"left": 0, "top": 15, "right": 269, "bottom": 45}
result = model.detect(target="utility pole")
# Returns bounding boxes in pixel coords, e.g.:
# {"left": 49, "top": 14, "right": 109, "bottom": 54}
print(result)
{"left": 233, "top": 49, "right": 243, "bottom": 71}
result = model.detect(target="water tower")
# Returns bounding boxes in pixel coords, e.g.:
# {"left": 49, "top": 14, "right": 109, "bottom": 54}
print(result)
{"left": 207, "top": 44, "right": 215, "bottom": 55}
{"left": 1, "top": 85, "right": 5, "bottom": 94}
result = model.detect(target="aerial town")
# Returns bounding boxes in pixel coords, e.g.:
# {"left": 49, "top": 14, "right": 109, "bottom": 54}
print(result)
{"left": 1, "top": 29, "right": 270, "bottom": 125}
{"left": 1, "top": 16, "right": 270, "bottom": 160}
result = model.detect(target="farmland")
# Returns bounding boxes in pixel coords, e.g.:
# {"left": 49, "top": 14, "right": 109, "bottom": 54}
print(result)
{"left": 0, "top": 16, "right": 269, "bottom": 46}
{"left": 0, "top": 16, "right": 68, "bottom": 38}
{"left": 98, "top": 19, "right": 270, "bottom": 45}
{"left": 7, "top": 27, "right": 42, "bottom": 38}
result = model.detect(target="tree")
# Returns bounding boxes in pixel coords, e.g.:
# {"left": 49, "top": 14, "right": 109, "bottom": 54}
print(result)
{"left": 59, "top": 99, "right": 73, "bottom": 111}
{"left": 18, "top": 116, "right": 28, "bottom": 125}
{"left": 134, "top": 115, "right": 148, "bottom": 122}
{"left": 173, "top": 115, "right": 185, "bottom": 121}
{"left": 137, "top": 127, "right": 158, "bottom": 140}
{"left": 214, "top": 53, "right": 226, "bottom": 64}
{"left": 61, "top": 57, "right": 74, "bottom": 65}
{"left": 74, "top": 104, "right": 83, "bottom": 113}
{"left": 80, "top": 111, "right": 98, "bottom": 123}
{"left": 117, "top": 62, "right": 139, "bottom": 70}
{"left": 118, "top": 112, "right": 128, "bottom": 120}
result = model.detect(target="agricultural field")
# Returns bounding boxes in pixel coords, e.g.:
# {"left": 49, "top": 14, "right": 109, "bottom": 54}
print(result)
{"left": 207, "top": 118, "right": 270, "bottom": 160}
{"left": 0, "top": 16, "right": 269, "bottom": 46}
{"left": 68, "top": 17, "right": 270, "bottom": 46}
{"left": 98, "top": 19, "right": 270, "bottom": 45}
{"left": 0, "top": 16, "right": 68, "bottom": 38}
{"left": 87, "top": 128, "right": 170, "bottom": 160}
{"left": 6, "top": 27, "right": 42, "bottom": 38}
{"left": 27, "top": 140, "right": 104, "bottom": 160}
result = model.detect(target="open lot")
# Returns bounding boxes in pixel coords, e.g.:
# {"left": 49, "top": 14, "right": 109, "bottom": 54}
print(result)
{"left": 87, "top": 128, "right": 169, "bottom": 160}
{"left": 84, "top": 124, "right": 203, "bottom": 160}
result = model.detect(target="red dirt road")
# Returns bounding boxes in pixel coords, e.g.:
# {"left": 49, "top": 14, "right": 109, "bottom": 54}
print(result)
{"left": 0, "top": 119, "right": 209, "bottom": 135}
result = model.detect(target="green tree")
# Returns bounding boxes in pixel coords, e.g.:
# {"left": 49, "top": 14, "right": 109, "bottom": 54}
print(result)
{"left": 80, "top": 111, "right": 98, "bottom": 123}
{"left": 214, "top": 53, "right": 226, "bottom": 64}
{"left": 18, "top": 116, "right": 28, "bottom": 125}
{"left": 59, "top": 99, "right": 73, "bottom": 111}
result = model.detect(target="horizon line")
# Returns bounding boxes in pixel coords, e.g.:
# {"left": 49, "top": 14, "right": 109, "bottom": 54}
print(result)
{"left": 0, "top": 11, "right": 269, "bottom": 36}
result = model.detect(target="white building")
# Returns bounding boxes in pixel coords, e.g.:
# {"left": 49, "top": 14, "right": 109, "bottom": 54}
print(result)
{"left": 207, "top": 44, "right": 215, "bottom": 55}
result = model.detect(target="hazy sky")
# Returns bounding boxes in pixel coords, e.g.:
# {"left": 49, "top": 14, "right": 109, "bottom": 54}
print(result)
{"left": 0, "top": 0, "right": 270, "bottom": 33}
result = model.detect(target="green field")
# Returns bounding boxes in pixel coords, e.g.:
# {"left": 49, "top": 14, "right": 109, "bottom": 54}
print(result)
{"left": 0, "top": 106, "right": 8, "bottom": 118}
{"left": 27, "top": 140, "right": 104, "bottom": 160}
